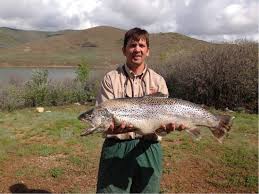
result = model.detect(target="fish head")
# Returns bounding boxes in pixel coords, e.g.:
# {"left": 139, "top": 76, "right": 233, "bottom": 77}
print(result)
{"left": 78, "top": 108, "right": 94, "bottom": 123}
{"left": 78, "top": 107, "right": 113, "bottom": 129}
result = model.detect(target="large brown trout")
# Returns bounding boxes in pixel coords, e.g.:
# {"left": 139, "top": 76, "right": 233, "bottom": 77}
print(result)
{"left": 79, "top": 95, "right": 234, "bottom": 143}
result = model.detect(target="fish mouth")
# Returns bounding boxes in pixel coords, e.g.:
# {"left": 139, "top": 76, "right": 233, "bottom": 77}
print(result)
{"left": 78, "top": 109, "right": 94, "bottom": 122}
{"left": 78, "top": 114, "right": 89, "bottom": 122}
{"left": 80, "top": 127, "right": 95, "bottom": 136}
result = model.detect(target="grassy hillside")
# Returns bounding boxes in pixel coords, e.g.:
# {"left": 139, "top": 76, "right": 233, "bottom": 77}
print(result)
{"left": 0, "top": 26, "right": 211, "bottom": 69}
{"left": 0, "top": 27, "right": 49, "bottom": 48}
{"left": 0, "top": 105, "right": 257, "bottom": 192}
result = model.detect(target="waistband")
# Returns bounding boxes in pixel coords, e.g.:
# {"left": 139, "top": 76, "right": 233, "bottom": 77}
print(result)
{"left": 106, "top": 133, "right": 161, "bottom": 142}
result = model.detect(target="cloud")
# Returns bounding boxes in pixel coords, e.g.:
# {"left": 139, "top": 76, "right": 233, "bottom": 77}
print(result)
{"left": 89, "top": 0, "right": 258, "bottom": 41}
{"left": 0, "top": 0, "right": 96, "bottom": 30}
{"left": 175, "top": 0, "right": 258, "bottom": 37}
{"left": 0, "top": 0, "right": 257, "bottom": 41}
{"left": 88, "top": 0, "right": 176, "bottom": 31}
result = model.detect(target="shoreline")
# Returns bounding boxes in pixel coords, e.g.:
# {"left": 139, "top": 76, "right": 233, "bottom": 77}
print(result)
{"left": 0, "top": 65, "right": 76, "bottom": 68}
{"left": 0, "top": 64, "right": 113, "bottom": 70}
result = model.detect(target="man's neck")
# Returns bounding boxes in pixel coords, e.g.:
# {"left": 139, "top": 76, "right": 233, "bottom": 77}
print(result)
{"left": 126, "top": 63, "right": 145, "bottom": 75}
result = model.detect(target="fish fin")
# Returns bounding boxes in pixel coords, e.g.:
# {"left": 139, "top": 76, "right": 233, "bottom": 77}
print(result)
{"left": 211, "top": 115, "right": 235, "bottom": 143}
{"left": 186, "top": 128, "right": 202, "bottom": 141}
{"left": 144, "top": 92, "right": 168, "bottom": 98}
{"left": 80, "top": 127, "right": 98, "bottom": 136}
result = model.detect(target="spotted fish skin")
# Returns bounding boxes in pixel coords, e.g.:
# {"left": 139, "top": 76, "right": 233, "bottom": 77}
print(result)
{"left": 79, "top": 96, "right": 234, "bottom": 143}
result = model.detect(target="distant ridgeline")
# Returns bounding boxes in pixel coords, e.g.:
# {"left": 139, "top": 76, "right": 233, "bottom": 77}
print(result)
{"left": 0, "top": 26, "right": 209, "bottom": 68}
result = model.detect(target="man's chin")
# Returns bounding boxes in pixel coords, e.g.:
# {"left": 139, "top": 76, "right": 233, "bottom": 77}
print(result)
{"left": 130, "top": 60, "right": 144, "bottom": 66}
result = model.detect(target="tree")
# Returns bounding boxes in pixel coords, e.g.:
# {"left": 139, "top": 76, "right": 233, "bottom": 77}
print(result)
{"left": 75, "top": 58, "right": 90, "bottom": 84}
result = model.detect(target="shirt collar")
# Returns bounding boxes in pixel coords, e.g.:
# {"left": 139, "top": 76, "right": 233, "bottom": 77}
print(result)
{"left": 124, "top": 64, "right": 147, "bottom": 79}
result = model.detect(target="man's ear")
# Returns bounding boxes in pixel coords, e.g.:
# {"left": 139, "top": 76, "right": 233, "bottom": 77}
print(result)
{"left": 147, "top": 48, "right": 150, "bottom": 57}
{"left": 122, "top": 47, "right": 126, "bottom": 56}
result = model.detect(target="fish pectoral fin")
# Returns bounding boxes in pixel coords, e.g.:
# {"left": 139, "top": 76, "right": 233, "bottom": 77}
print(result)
{"left": 185, "top": 128, "right": 201, "bottom": 140}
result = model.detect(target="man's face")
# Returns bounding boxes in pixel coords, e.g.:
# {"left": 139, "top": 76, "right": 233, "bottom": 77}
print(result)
{"left": 122, "top": 38, "right": 149, "bottom": 67}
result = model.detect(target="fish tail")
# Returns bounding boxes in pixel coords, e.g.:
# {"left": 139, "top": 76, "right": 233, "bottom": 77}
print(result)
{"left": 211, "top": 115, "right": 235, "bottom": 143}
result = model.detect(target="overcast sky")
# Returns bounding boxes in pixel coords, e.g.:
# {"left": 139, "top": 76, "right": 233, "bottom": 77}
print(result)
{"left": 0, "top": 0, "right": 258, "bottom": 42}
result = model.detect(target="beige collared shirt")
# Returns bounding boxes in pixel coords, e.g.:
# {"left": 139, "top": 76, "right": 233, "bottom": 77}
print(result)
{"left": 96, "top": 64, "right": 169, "bottom": 140}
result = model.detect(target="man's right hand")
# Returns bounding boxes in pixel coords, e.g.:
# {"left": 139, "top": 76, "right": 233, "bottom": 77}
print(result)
{"left": 105, "top": 120, "right": 134, "bottom": 134}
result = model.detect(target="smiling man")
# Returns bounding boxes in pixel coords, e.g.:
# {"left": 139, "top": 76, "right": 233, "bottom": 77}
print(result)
{"left": 122, "top": 31, "right": 150, "bottom": 75}
{"left": 95, "top": 27, "right": 177, "bottom": 193}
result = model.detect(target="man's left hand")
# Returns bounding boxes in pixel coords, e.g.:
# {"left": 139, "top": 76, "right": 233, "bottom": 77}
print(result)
{"left": 155, "top": 123, "right": 186, "bottom": 135}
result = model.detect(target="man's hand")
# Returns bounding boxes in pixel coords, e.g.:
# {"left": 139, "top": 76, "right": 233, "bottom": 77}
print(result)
{"left": 105, "top": 120, "right": 186, "bottom": 135}
{"left": 105, "top": 120, "right": 134, "bottom": 134}
{"left": 155, "top": 123, "right": 186, "bottom": 135}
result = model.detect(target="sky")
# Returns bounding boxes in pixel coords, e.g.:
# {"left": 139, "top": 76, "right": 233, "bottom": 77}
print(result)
{"left": 0, "top": 0, "right": 258, "bottom": 42}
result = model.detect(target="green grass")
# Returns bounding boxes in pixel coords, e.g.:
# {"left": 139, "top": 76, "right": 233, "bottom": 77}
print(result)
{"left": 49, "top": 167, "right": 64, "bottom": 178}
{"left": 161, "top": 111, "right": 258, "bottom": 192}
{"left": 0, "top": 105, "right": 257, "bottom": 193}
{"left": 15, "top": 166, "right": 45, "bottom": 177}
{"left": 0, "top": 127, "right": 17, "bottom": 162}
{"left": 232, "top": 112, "right": 258, "bottom": 133}
{"left": 16, "top": 143, "right": 71, "bottom": 157}
{"left": 68, "top": 155, "right": 83, "bottom": 166}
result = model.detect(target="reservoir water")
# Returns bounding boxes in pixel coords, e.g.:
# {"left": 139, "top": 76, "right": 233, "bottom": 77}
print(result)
{"left": 0, "top": 67, "right": 106, "bottom": 84}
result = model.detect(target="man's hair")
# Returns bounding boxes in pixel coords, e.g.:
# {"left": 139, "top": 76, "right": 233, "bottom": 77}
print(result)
{"left": 123, "top": 27, "right": 149, "bottom": 48}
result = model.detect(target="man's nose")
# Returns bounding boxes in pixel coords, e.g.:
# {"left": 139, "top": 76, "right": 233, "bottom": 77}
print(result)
{"left": 134, "top": 45, "right": 141, "bottom": 52}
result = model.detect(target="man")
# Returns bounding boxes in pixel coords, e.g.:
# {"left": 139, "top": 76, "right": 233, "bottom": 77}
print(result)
{"left": 96, "top": 27, "right": 182, "bottom": 193}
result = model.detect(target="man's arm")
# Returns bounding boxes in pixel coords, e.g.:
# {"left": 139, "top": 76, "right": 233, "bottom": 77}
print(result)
{"left": 96, "top": 74, "right": 114, "bottom": 106}
{"left": 95, "top": 73, "right": 133, "bottom": 134}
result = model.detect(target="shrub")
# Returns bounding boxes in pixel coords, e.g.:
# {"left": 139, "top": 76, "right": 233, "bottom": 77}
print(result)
{"left": 0, "top": 85, "right": 25, "bottom": 111}
{"left": 164, "top": 41, "right": 258, "bottom": 112}
{"left": 75, "top": 58, "right": 90, "bottom": 84}
{"left": 24, "top": 69, "right": 49, "bottom": 107}
{"left": 0, "top": 68, "right": 95, "bottom": 111}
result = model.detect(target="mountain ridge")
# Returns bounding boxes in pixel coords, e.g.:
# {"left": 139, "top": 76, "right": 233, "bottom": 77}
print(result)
{"left": 0, "top": 26, "right": 211, "bottom": 69}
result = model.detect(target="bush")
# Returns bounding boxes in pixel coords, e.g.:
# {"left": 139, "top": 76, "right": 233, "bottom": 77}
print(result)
{"left": 0, "top": 85, "right": 25, "bottom": 111}
{"left": 24, "top": 69, "right": 49, "bottom": 107}
{"left": 75, "top": 58, "right": 90, "bottom": 84}
{"left": 164, "top": 41, "right": 258, "bottom": 113}
{"left": 0, "top": 68, "right": 96, "bottom": 111}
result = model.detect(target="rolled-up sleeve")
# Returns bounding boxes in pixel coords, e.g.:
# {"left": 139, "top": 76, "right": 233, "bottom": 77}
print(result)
{"left": 96, "top": 74, "right": 114, "bottom": 106}
{"left": 158, "top": 77, "right": 169, "bottom": 97}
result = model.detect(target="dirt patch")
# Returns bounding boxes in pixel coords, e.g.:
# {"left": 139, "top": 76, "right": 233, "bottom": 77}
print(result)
{"left": 161, "top": 157, "right": 253, "bottom": 193}
{"left": 0, "top": 154, "right": 99, "bottom": 193}
{"left": 162, "top": 158, "right": 214, "bottom": 192}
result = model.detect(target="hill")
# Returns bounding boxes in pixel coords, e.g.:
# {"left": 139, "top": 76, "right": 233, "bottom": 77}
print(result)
{"left": 0, "top": 26, "right": 212, "bottom": 69}
{"left": 0, "top": 27, "right": 45, "bottom": 48}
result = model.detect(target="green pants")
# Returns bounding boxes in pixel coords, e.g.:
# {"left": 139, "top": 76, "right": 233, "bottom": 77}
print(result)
{"left": 96, "top": 138, "right": 163, "bottom": 193}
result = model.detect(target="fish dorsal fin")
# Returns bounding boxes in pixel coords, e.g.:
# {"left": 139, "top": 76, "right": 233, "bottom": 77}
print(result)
{"left": 144, "top": 92, "right": 168, "bottom": 98}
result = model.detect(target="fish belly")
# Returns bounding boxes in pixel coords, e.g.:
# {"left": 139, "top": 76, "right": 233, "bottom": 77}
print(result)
{"left": 113, "top": 110, "right": 180, "bottom": 134}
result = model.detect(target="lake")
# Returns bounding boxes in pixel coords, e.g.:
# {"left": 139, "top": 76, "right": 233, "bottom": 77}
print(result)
{"left": 0, "top": 67, "right": 107, "bottom": 84}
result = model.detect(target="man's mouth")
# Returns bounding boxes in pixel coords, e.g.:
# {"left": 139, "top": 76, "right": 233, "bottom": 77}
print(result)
{"left": 133, "top": 55, "right": 142, "bottom": 59}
